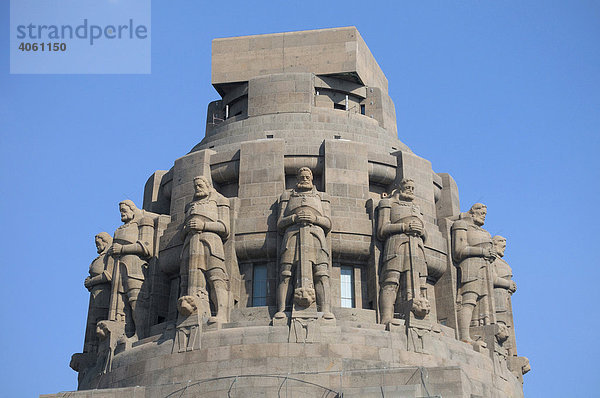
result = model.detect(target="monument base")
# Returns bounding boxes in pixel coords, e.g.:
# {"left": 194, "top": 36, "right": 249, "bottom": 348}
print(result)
{"left": 46, "top": 307, "right": 523, "bottom": 398}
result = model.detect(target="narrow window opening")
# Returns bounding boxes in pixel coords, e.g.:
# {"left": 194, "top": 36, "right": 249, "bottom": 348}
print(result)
{"left": 340, "top": 266, "right": 354, "bottom": 308}
{"left": 252, "top": 264, "right": 267, "bottom": 306}
{"left": 360, "top": 104, "right": 366, "bottom": 115}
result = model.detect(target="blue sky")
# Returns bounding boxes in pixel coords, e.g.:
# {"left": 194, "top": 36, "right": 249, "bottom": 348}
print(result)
{"left": 1, "top": 1, "right": 599, "bottom": 396}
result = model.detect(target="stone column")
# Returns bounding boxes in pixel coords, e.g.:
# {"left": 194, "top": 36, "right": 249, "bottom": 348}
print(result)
{"left": 434, "top": 173, "right": 461, "bottom": 335}
{"left": 236, "top": 139, "right": 286, "bottom": 262}
{"left": 170, "top": 149, "right": 216, "bottom": 220}
{"left": 324, "top": 139, "right": 371, "bottom": 310}
{"left": 392, "top": 150, "right": 447, "bottom": 322}
{"left": 158, "top": 149, "right": 216, "bottom": 322}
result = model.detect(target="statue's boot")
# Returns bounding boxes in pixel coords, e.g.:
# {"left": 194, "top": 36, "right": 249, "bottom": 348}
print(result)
{"left": 380, "top": 284, "right": 401, "bottom": 326}
{"left": 208, "top": 284, "right": 228, "bottom": 324}
{"left": 317, "top": 276, "right": 335, "bottom": 320}
{"left": 457, "top": 305, "right": 475, "bottom": 344}
{"left": 274, "top": 277, "right": 290, "bottom": 319}
{"left": 130, "top": 299, "right": 146, "bottom": 341}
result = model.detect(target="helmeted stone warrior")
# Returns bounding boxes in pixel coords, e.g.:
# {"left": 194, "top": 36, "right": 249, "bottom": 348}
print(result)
{"left": 492, "top": 235, "right": 517, "bottom": 353}
{"left": 451, "top": 203, "right": 495, "bottom": 344}
{"left": 83, "top": 232, "right": 113, "bottom": 354}
{"left": 108, "top": 200, "right": 155, "bottom": 340}
{"left": 179, "top": 175, "right": 230, "bottom": 324}
{"left": 378, "top": 178, "right": 430, "bottom": 325}
{"left": 275, "top": 167, "right": 333, "bottom": 320}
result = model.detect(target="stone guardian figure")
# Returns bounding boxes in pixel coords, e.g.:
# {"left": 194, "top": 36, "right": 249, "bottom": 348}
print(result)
{"left": 70, "top": 232, "right": 114, "bottom": 384}
{"left": 491, "top": 235, "right": 530, "bottom": 381}
{"left": 451, "top": 203, "right": 495, "bottom": 344}
{"left": 377, "top": 178, "right": 430, "bottom": 326}
{"left": 107, "top": 200, "right": 155, "bottom": 341}
{"left": 275, "top": 167, "right": 334, "bottom": 320}
{"left": 491, "top": 236, "right": 518, "bottom": 353}
{"left": 178, "top": 175, "right": 230, "bottom": 324}
{"left": 83, "top": 232, "right": 114, "bottom": 354}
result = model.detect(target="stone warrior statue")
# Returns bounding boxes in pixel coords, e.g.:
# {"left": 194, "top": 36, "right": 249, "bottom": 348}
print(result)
{"left": 82, "top": 232, "right": 113, "bottom": 354}
{"left": 451, "top": 203, "right": 495, "bottom": 344}
{"left": 107, "top": 200, "right": 155, "bottom": 341}
{"left": 275, "top": 167, "right": 334, "bottom": 320}
{"left": 491, "top": 236, "right": 517, "bottom": 354}
{"left": 377, "top": 178, "right": 430, "bottom": 326}
{"left": 179, "top": 176, "right": 230, "bottom": 324}
{"left": 491, "top": 235, "right": 530, "bottom": 381}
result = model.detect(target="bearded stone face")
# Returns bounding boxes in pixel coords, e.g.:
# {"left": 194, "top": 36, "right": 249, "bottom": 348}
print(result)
{"left": 296, "top": 170, "right": 313, "bottom": 191}
{"left": 398, "top": 181, "right": 416, "bottom": 201}
{"left": 194, "top": 178, "right": 210, "bottom": 199}
{"left": 493, "top": 238, "right": 507, "bottom": 257}
{"left": 95, "top": 237, "right": 108, "bottom": 254}
{"left": 472, "top": 208, "right": 487, "bottom": 226}
{"left": 119, "top": 204, "right": 135, "bottom": 223}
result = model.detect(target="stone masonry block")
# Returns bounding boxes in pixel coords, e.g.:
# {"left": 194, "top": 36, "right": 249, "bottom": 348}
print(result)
{"left": 213, "top": 27, "right": 388, "bottom": 93}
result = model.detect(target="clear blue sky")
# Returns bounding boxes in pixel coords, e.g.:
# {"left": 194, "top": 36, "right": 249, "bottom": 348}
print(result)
{"left": 1, "top": 1, "right": 599, "bottom": 396}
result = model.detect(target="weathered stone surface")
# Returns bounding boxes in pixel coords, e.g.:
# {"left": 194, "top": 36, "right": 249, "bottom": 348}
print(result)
{"left": 178, "top": 175, "right": 231, "bottom": 326}
{"left": 377, "top": 178, "right": 431, "bottom": 327}
{"left": 451, "top": 203, "right": 495, "bottom": 345}
{"left": 274, "top": 167, "right": 334, "bottom": 321}
{"left": 212, "top": 27, "right": 388, "bottom": 93}
{"left": 53, "top": 27, "right": 528, "bottom": 398}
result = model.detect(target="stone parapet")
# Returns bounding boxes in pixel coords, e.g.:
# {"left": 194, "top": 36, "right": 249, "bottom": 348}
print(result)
{"left": 64, "top": 315, "right": 522, "bottom": 398}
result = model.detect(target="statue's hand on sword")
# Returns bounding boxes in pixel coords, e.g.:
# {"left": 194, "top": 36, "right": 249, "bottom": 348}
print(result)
{"left": 483, "top": 247, "right": 496, "bottom": 262}
{"left": 108, "top": 243, "right": 122, "bottom": 256}
{"left": 296, "top": 210, "right": 315, "bottom": 225}
{"left": 187, "top": 219, "right": 205, "bottom": 231}
{"left": 406, "top": 220, "right": 423, "bottom": 236}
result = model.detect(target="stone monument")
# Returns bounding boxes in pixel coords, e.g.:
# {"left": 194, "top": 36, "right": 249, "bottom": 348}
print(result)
{"left": 47, "top": 27, "right": 529, "bottom": 398}
{"left": 377, "top": 177, "right": 430, "bottom": 326}
{"left": 275, "top": 166, "right": 334, "bottom": 321}
{"left": 107, "top": 199, "right": 156, "bottom": 341}
{"left": 82, "top": 232, "right": 113, "bottom": 354}
{"left": 178, "top": 175, "right": 231, "bottom": 325}
{"left": 451, "top": 203, "right": 495, "bottom": 345}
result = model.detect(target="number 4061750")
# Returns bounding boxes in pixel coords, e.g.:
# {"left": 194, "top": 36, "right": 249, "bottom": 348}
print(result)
{"left": 18, "top": 42, "right": 66, "bottom": 51}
